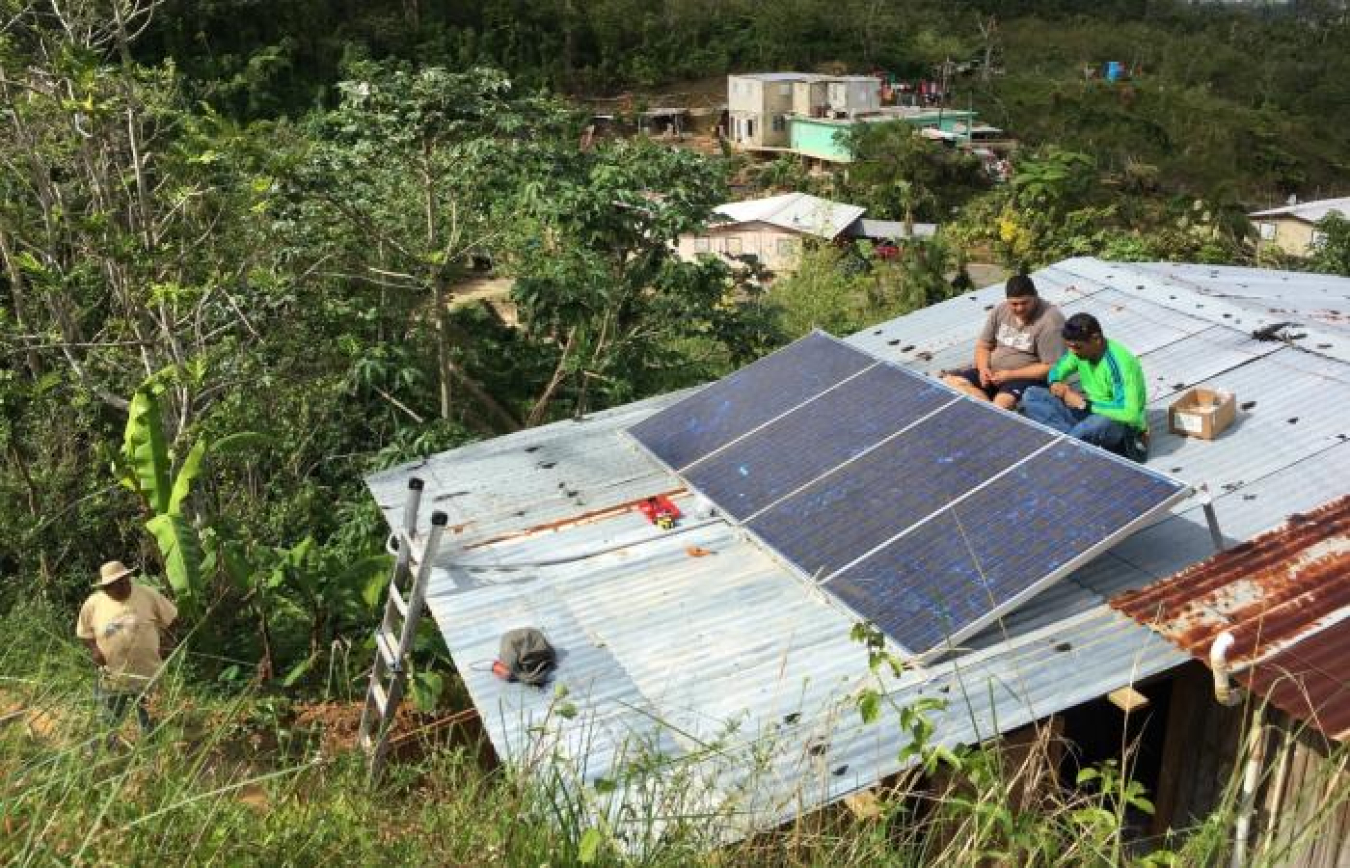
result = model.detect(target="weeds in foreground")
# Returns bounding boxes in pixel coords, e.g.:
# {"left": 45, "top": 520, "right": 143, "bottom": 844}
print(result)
{"left": 2, "top": 601, "right": 1345, "bottom": 866}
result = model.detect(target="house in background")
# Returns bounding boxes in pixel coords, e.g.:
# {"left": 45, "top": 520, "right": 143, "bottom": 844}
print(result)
{"left": 727, "top": 73, "right": 1005, "bottom": 165}
{"left": 789, "top": 107, "right": 979, "bottom": 163}
{"left": 727, "top": 73, "right": 882, "bottom": 150}
{"left": 727, "top": 73, "right": 804, "bottom": 150}
{"left": 675, "top": 192, "right": 935, "bottom": 273}
{"left": 1250, "top": 196, "right": 1349, "bottom": 256}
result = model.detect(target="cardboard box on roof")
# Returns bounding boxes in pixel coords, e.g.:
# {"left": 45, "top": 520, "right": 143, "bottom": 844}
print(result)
{"left": 1168, "top": 387, "right": 1236, "bottom": 440}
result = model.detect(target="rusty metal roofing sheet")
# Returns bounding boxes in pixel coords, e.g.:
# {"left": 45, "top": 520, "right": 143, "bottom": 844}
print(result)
{"left": 1244, "top": 625, "right": 1350, "bottom": 743}
{"left": 1112, "top": 496, "right": 1350, "bottom": 741}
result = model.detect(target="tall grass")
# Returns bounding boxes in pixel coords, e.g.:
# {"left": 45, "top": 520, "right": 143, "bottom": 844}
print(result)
{"left": 1, "top": 599, "right": 1341, "bottom": 867}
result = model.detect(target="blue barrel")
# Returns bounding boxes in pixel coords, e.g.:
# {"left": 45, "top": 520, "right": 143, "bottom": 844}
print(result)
{"left": 1105, "top": 61, "right": 1123, "bottom": 82}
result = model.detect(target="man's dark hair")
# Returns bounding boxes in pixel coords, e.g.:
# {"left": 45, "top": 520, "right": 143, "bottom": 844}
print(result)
{"left": 1005, "top": 275, "right": 1037, "bottom": 298}
{"left": 1062, "top": 312, "right": 1104, "bottom": 342}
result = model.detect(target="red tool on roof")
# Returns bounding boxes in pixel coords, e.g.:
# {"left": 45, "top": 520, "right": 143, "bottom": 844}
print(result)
{"left": 637, "top": 495, "right": 681, "bottom": 530}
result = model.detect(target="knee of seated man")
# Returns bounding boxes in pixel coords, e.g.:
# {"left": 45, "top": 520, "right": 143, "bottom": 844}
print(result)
{"left": 1073, "top": 415, "right": 1125, "bottom": 445}
{"left": 1022, "top": 385, "right": 1052, "bottom": 405}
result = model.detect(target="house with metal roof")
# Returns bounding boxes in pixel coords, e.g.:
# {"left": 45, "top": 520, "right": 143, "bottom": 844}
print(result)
{"left": 674, "top": 192, "right": 935, "bottom": 273}
{"left": 1250, "top": 196, "right": 1350, "bottom": 257}
{"left": 724, "top": 72, "right": 994, "bottom": 164}
{"left": 364, "top": 257, "right": 1350, "bottom": 852}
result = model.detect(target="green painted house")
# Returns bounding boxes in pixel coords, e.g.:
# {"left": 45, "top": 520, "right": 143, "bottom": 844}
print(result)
{"left": 789, "top": 109, "right": 979, "bottom": 163}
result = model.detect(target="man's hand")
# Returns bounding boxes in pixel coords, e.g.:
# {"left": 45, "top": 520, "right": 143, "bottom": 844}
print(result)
{"left": 989, "top": 370, "right": 1008, "bottom": 385}
{"left": 977, "top": 365, "right": 994, "bottom": 388}
{"left": 1049, "top": 381, "right": 1088, "bottom": 410}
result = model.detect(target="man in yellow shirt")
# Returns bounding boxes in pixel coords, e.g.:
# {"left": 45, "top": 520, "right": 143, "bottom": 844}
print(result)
{"left": 76, "top": 560, "right": 178, "bottom": 743}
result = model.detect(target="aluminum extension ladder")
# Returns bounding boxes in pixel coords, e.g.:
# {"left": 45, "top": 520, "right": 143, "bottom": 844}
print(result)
{"left": 357, "top": 476, "right": 449, "bottom": 780}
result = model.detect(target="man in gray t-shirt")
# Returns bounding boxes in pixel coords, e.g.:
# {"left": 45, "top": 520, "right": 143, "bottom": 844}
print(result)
{"left": 941, "top": 275, "right": 1066, "bottom": 410}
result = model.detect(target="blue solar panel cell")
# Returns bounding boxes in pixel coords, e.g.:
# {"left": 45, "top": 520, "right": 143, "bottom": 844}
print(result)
{"left": 827, "top": 511, "right": 986, "bottom": 653}
{"left": 826, "top": 442, "right": 1185, "bottom": 652}
{"left": 628, "top": 332, "right": 873, "bottom": 470}
{"left": 747, "top": 401, "right": 1055, "bottom": 579}
{"left": 681, "top": 365, "right": 952, "bottom": 520}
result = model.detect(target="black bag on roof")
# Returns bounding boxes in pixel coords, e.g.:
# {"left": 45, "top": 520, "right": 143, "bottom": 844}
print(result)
{"left": 499, "top": 628, "right": 557, "bottom": 686}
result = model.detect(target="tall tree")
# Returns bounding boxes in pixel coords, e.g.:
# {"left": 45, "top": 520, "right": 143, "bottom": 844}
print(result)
{"left": 280, "top": 63, "right": 573, "bottom": 429}
{"left": 508, "top": 138, "right": 767, "bottom": 421}
{"left": 0, "top": 2, "right": 266, "bottom": 423}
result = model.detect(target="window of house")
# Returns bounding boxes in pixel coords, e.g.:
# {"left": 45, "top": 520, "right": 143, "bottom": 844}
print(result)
{"left": 725, "top": 237, "right": 743, "bottom": 256}
{"left": 777, "top": 238, "right": 798, "bottom": 257}
{"left": 772, "top": 114, "right": 786, "bottom": 132}
{"left": 694, "top": 237, "right": 710, "bottom": 253}
{"left": 1311, "top": 230, "right": 1328, "bottom": 249}
{"left": 1258, "top": 222, "right": 1276, "bottom": 240}
{"left": 778, "top": 83, "right": 791, "bottom": 97}
{"left": 747, "top": 119, "right": 755, "bottom": 139}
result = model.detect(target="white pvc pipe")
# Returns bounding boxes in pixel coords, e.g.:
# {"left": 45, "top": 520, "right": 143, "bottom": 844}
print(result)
{"left": 1231, "top": 712, "right": 1267, "bottom": 868}
{"left": 1210, "top": 631, "right": 1243, "bottom": 707}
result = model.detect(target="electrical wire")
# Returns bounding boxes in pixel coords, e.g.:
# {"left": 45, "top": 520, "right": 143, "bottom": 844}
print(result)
{"left": 448, "top": 517, "right": 723, "bottom": 571}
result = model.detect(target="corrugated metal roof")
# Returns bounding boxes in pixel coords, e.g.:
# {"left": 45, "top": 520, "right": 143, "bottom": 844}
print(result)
{"left": 1112, "top": 496, "right": 1350, "bottom": 742}
{"left": 848, "top": 218, "right": 937, "bottom": 240}
{"left": 365, "top": 256, "right": 1350, "bottom": 845}
{"left": 1125, "top": 261, "right": 1350, "bottom": 343}
{"left": 1249, "top": 196, "right": 1350, "bottom": 223}
{"left": 714, "top": 193, "right": 865, "bottom": 240}
{"left": 729, "top": 72, "right": 809, "bottom": 82}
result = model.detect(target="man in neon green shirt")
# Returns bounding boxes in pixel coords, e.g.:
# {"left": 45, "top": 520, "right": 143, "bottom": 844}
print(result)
{"left": 1022, "top": 313, "right": 1149, "bottom": 459}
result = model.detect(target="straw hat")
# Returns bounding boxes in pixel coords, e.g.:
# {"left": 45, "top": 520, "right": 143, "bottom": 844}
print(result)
{"left": 94, "top": 560, "right": 136, "bottom": 588}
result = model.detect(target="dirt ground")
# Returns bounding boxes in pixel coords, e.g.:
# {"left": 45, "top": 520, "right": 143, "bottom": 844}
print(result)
{"left": 573, "top": 74, "right": 729, "bottom": 112}
{"left": 292, "top": 699, "right": 490, "bottom": 767}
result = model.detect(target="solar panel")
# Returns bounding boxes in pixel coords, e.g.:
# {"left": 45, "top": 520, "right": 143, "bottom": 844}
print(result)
{"left": 628, "top": 331, "right": 873, "bottom": 470}
{"left": 681, "top": 364, "right": 952, "bottom": 520}
{"left": 627, "top": 330, "right": 1189, "bottom": 657}
{"left": 747, "top": 401, "right": 1055, "bottom": 578}
{"left": 826, "top": 442, "right": 1186, "bottom": 652}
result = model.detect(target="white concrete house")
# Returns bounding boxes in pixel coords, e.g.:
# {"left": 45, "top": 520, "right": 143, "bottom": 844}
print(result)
{"left": 727, "top": 73, "right": 881, "bottom": 150}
